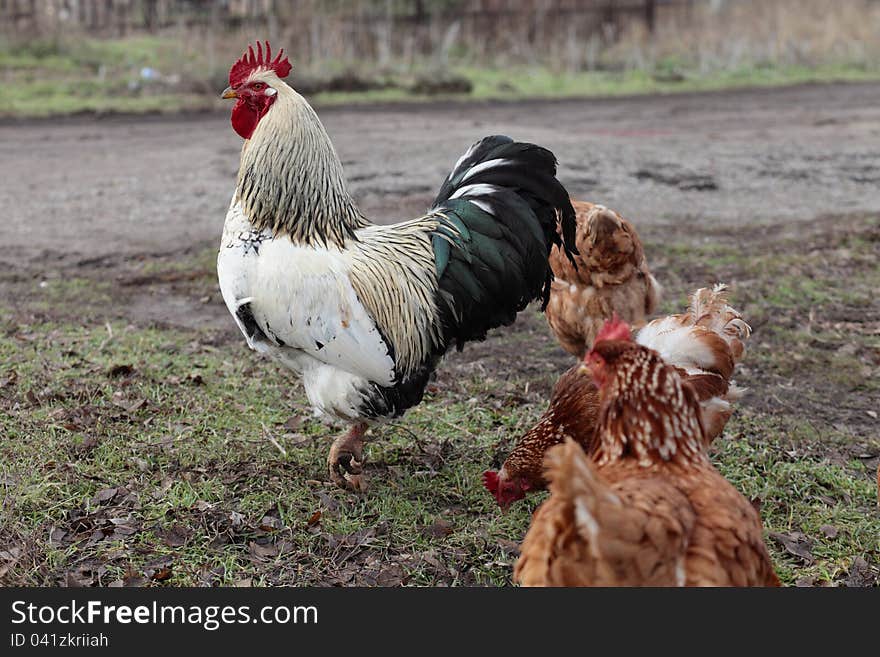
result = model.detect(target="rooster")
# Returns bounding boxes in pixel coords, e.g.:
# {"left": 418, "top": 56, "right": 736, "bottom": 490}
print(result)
{"left": 484, "top": 284, "right": 750, "bottom": 510}
{"left": 545, "top": 201, "right": 660, "bottom": 358}
{"left": 513, "top": 321, "right": 780, "bottom": 587}
{"left": 216, "top": 42, "right": 577, "bottom": 490}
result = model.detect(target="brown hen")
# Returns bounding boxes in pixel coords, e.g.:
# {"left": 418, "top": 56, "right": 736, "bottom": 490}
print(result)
{"left": 546, "top": 201, "right": 660, "bottom": 358}
{"left": 485, "top": 284, "right": 751, "bottom": 510}
{"left": 513, "top": 325, "right": 780, "bottom": 587}
{"left": 483, "top": 364, "right": 600, "bottom": 510}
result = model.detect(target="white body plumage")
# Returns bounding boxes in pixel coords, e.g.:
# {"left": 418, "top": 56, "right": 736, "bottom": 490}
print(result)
{"left": 217, "top": 199, "right": 396, "bottom": 422}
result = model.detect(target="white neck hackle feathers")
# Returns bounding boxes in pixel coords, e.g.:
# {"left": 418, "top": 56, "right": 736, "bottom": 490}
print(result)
{"left": 235, "top": 71, "right": 368, "bottom": 247}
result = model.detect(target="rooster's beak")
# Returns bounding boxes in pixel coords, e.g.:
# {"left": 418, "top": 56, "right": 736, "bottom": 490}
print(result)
{"left": 221, "top": 86, "right": 237, "bottom": 100}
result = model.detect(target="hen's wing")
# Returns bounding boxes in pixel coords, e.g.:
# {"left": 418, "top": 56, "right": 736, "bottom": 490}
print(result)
{"left": 683, "top": 475, "right": 781, "bottom": 587}
{"left": 636, "top": 284, "right": 752, "bottom": 443}
{"left": 515, "top": 439, "right": 696, "bottom": 587}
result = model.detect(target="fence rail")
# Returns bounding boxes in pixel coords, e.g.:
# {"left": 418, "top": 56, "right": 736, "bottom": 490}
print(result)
{"left": 0, "top": 1, "right": 693, "bottom": 37}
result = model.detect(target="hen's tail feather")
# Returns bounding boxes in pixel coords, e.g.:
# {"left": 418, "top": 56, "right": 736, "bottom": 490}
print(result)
{"left": 637, "top": 283, "right": 752, "bottom": 445}
{"left": 638, "top": 285, "right": 752, "bottom": 377}
{"left": 429, "top": 135, "right": 578, "bottom": 351}
{"left": 544, "top": 437, "right": 607, "bottom": 515}
{"left": 514, "top": 438, "right": 608, "bottom": 586}
{"left": 688, "top": 283, "right": 752, "bottom": 353}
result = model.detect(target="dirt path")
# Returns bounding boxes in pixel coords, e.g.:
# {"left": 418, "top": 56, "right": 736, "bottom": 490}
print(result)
{"left": 2, "top": 81, "right": 879, "bottom": 273}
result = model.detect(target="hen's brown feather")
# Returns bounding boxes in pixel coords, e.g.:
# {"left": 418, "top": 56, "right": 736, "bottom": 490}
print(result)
{"left": 515, "top": 343, "right": 779, "bottom": 587}
{"left": 515, "top": 440, "right": 696, "bottom": 587}
{"left": 498, "top": 365, "right": 600, "bottom": 490}
{"left": 546, "top": 201, "right": 660, "bottom": 358}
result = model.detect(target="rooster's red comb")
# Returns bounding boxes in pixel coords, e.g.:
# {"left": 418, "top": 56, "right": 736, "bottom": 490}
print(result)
{"left": 229, "top": 41, "right": 292, "bottom": 87}
{"left": 482, "top": 470, "right": 500, "bottom": 496}
{"left": 594, "top": 314, "right": 632, "bottom": 345}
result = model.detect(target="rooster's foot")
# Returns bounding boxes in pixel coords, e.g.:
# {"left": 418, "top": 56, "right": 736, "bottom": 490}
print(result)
{"left": 328, "top": 423, "right": 368, "bottom": 492}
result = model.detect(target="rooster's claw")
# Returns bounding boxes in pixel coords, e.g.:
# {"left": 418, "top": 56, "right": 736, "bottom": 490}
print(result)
{"left": 328, "top": 424, "right": 368, "bottom": 492}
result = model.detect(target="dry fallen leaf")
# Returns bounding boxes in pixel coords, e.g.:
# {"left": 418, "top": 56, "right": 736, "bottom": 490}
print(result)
{"left": 112, "top": 393, "right": 147, "bottom": 414}
{"left": 229, "top": 511, "right": 246, "bottom": 529}
{"left": 845, "top": 557, "right": 876, "bottom": 587}
{"left": 258, "top": 513, "right": 282, "bottom": 531}
{"left": 423, "top": 518, "right": 455, "bottom": 539}
{"left": 91, "top": 487, "right": 119, "bottom": 505}
{"left": 49, "top": 527, "right": 68, "bottom": 546}
{"left": 156, "top": 524, "right": 190, "bottom": 547}
{"left": 249, "top": 541, "right": 279, "bottom": 560}
{"left": 316, "top": 490, "right": 342, "bottom": 512}
{"left": 820, "top": 524, "right": 839, "bottom": 539}
{"left": 769, "top": 531, "right": 814, "bottom": 564}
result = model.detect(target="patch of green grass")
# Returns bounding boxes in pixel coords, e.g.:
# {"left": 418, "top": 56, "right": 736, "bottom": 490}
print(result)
{"left": 458, "top": 63, "right": 880, "bottom": 100}
{"left": 0, "top": 319, "right": 541, "bottom": 586}
{"left": 716, "top": 412, "right": 879, "bottom": 585}
{"left": 307, "top": 63, "right": 880, "bottom": 106}
{"left": 1, "top": 214, "right": 878, "bottom": 586}
{"left": 0, "top": 34, "right": 219, "bottom": 117}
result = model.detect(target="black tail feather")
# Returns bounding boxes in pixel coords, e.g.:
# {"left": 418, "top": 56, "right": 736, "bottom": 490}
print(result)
{"left": 428, "top": 135, "right": 578, "bottom": 352}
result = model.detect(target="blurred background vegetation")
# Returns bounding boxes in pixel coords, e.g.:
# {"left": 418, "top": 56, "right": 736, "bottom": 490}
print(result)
{"left": 2, "top": 0, "right": 880, "bottom": 116}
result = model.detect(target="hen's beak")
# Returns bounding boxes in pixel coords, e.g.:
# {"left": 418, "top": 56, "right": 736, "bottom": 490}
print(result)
{"left": 221, "top": 86, "right": 237, "bottom": 100}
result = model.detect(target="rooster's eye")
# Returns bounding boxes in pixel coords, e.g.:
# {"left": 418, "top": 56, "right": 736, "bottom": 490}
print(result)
{"left": 252, "top": 82, "right": 265, "bottom": 90}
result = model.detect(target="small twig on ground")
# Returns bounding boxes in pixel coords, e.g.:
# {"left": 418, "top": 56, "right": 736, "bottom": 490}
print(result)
{"left": 434, "top": 416, "right": 481, "bottom": 441}
{"left": 261, "top": 423, "right": 288, "bottom": 458}
{"left": 97, "top": 322, "right": 114, "bottom": 352}
{"left": 387, "top": 422, "right": 422, "bottom": 446}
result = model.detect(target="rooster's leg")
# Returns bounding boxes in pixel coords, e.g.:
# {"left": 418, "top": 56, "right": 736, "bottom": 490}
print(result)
{"left": 328, "top": 422, "right": 369, "bottom": 492}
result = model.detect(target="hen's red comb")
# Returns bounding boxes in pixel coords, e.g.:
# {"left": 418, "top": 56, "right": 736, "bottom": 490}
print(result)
{"left": 229, "top": 41, "right": 292, "bottom": 87}
{"left": 594, "top": 313, "right": 632, "bottom": 345}
{"left": 482, "top": 470, "right": 500, "bottom": 496}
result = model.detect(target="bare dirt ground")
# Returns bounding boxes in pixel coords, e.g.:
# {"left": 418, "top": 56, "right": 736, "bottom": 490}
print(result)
{"left": 3, "top": 81, "right": 879, "bottom": 268}
{"left": 1, "top": 82, "right": 879, "bottom": 587}
{"left": 3, "top": 81, "right": 878, "bottom": 330}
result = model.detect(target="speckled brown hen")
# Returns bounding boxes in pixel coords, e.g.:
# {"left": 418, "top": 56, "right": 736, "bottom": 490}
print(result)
{"left": 545, "top": 201, "right": 660, "bottom": 358}
{"left": 484, "top": 284, "right": 751, "bottom": 510}
{"left": 483, "top": 364, "right": 600, "bottom": 510}
{"left": 513, "top": 322, "right": 780, "bottom": 587}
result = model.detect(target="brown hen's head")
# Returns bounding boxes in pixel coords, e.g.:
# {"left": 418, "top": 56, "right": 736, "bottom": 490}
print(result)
{"left": 483, "top": 469, "right": 533, "bottom": 512}
{"left": 584, "top": 313, "right": 632, "bottom": 387}
{"left": 222, "top": 41, "right": 292, "bottom": 139}
{"left": 587, "top": 317, "right": 707, "bottom": 466}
